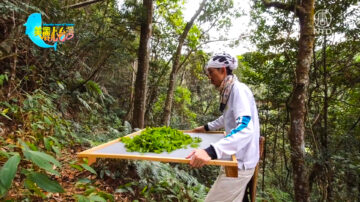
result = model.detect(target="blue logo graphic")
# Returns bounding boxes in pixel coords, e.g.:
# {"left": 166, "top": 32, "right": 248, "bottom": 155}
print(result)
{"left": 24, "top": 13, "right": 57, "bottom": 51}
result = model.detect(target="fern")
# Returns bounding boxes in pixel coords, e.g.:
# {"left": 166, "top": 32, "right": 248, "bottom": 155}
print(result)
{"left": 85, "top": 80, "right": 104, "bottom": 100}
{"left": 76, "top": 95, "right": 92, "bottom": 111}
{"left": 0, "top": 0, "right": 44, "bottom": 15}
{"left": 134, "top": 161, "right": 207, "bottom": 201}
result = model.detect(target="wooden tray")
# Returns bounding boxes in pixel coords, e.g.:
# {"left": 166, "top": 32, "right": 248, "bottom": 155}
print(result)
{"left": 77, "top": 130, "right": 239, "bottom": 177}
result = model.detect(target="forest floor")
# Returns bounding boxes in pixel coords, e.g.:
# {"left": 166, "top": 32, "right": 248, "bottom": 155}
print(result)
{"left": 3, "top": 141, "right": 139, "bottom": 201}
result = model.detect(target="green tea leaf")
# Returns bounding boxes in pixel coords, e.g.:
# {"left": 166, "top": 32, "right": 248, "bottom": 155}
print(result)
{"left": 121, "top": 127, "right": 202, "bottom": 153}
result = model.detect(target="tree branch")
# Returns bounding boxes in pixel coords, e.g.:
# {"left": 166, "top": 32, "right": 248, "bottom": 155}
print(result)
{"left": 261, "top": 0, "right": 305, "bottom": 14}
{"left": 64, "top": 0, "right": 104, "bottom": 9}
{"left": 176, "top": 48, "right": 195, "bottom": 73}
{"left": 262, "top": 0, "right": 293, "bottom": 11}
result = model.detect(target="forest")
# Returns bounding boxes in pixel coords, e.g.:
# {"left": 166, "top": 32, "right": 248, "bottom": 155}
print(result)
{"left": 0, "top": 0, "right": 359, "bottom": 201}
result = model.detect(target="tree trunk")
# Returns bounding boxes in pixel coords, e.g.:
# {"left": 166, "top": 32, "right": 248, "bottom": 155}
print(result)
{"left": 162, "top": 67, "right": 177, "bottom": 126}
{"left": 161, "top": 0, "right": 206, "bottom": 126}
{"left": 262, "top": 0, "right": 315, "bottom": 201}
{"left": 132, "top": 0, "right": 153, "bottom": 129}
{"left": 322, "top": 33, "right": 334, "bottom": 202}
{"left": 282, "top": 112, "right": 290, "bottom": 187}
{"left": 288, "top": 2, "right": 315, "bottom": 201}
{"left": 261, "top": 108, "right": 269, "bottom": 193}
{"left": 125, "top": 60, "right": 137, "bottom": 122}
{"left": 7, "top": 11, "right": 17, "bottom": 98}
{"left": 7, "top": 45, "right": 17, "bottom": 98}
{"left": 144, "top": 58, "right": 172, "bottom": 125}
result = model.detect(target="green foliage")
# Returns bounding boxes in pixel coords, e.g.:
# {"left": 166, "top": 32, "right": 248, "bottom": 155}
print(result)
{"left": 0, "top": 107, "right": 11, "bottom": 120}
{"left": 0, "top": 0, "right": 238, "bottom": 200}
{"left": 22, "top": 142, "right": 61, "bottom": 176}
{"left": 19, "top": 90, "right": 74, "bottom": 145}
{"left": 247, "top": 0, "right": 360, "bottom": 200}
{"left": 153, "top": 86, "right": 197, "bottom": 129}
{"left": 0, "top": 154, "right": 21, "bottom": 197}
{"left": 0, "top": 90, "right": 70, "bottom": 199}
{"left": 122, "top": 127, "right": 201, "bottom": 153}
{"left": 257, "top": 187, "right": 293, "bottom": 202}
{"left": 135, "top": 161, "right": 207, "bottom": 201}
{"left": 187, "top": 24, "right": 201, "bottom": 49}
{"left": 80, "top": 164, "right": 97, "bottom": 175}
{"left": 156, "top": 0, "right": 185, "bottom": 34}
{"left": 1, "top": 0, "right": 359, "bottom": 200}
{"left": 74, "top": 179, "right": 113, "bottom": 202}
{"left": 0, "top": 74, "right": 8, "bottom": 86}
{"left": 115, "top": 181, "right": 137, "bottom": 196}
{"left": 27, "top": 172, "right": 64, "bottom": 193}
{"left": 85, "top": 81, "right": 104, "bottom": 99}
{"left": 43, "top": 136, "right": 61, "bottom": 156}
{"left": 0, "top": 139, "right": 65, "bottom": 198}
{"left": 354, "top": 53, "right": 360, "bottom": 63}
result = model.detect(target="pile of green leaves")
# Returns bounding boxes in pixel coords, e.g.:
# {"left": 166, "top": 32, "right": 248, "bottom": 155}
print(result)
{"left": 121, "top": 127, "right": 201, "bottom": 153}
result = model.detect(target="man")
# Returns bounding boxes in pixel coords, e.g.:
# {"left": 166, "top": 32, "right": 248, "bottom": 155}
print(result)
{"left": 186, "top": 53, "right": 260, "bottom": 202}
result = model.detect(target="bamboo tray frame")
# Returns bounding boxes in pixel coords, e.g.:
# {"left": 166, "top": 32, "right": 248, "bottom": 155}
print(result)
{"left": 77, "top": 130, "right": 239, "bottom": 177}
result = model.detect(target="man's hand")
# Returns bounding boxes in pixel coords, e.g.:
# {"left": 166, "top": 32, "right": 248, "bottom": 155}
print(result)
{"left": 191, "top": 126, "right": 206, "bottom": 133}
{"left": 186, "top": 149, "right": 211, "bottom": 168}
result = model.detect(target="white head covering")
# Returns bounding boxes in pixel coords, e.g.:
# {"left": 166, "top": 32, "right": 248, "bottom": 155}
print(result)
{"left": 204, "top": 52, "right": 238, "bottom": 74}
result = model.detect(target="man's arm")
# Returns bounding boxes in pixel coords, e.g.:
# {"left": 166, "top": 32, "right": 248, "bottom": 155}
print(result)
{"left": 186, "top": 149, "right": 211, "bottom": 168}
{"left": 191, "top": 115, "right": 224, "bottom": 133}
{"left": 187, "top": 116, "right": 224, "bottom": 167}
{"left": 210, "top": 116, "right": 252, "bottom": 159}
{"left": 187, "top": 115, "right": 251, "bottom": 166}
{"left": 211, "top": 86, "right": 253, "bottom": 159}
{"left": 205, "top": 115, "right": 224, "bottom": 131}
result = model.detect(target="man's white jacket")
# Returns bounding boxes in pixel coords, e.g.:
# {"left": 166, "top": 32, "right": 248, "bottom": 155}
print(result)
{"left": 207, "top": 81, "right": 260, "bottom": 170}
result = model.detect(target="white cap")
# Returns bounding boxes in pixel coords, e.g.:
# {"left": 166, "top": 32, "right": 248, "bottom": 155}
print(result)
{"left": 204, "top": 52, "right": 238, "bottom": 73}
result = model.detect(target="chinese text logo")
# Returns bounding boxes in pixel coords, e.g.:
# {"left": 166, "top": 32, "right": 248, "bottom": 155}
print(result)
{"left": 24, "top": 13, "right": 74, "bottom": 51}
